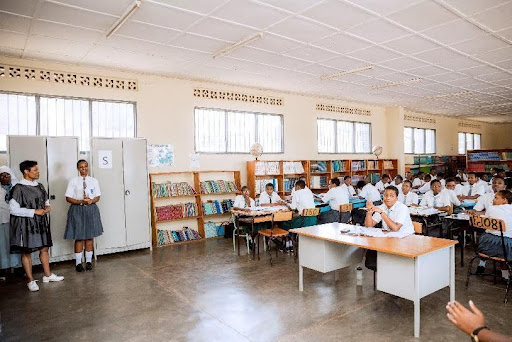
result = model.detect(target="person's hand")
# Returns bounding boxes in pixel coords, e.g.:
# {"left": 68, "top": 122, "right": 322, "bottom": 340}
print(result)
{"left": 34, "top": 209, "right": 46, "bottom": 216}
{"left": 370, "top": 206, "right": 383, "bottom": 214}
{"left": 366, "top": 200, "right": 373, "bottom": 209}
{"left": 85, "top": 198, "right": 93, "bottom": 205}
{"left": 44, "top": 206, "right": 51, "bottom": 213}
{"left": 446, "top": 300, "right": 485, "bottom": 336}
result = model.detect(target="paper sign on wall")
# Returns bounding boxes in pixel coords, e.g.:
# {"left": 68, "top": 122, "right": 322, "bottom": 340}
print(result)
{"left": 98, "top": 150, "right": 113, "bottom": 169}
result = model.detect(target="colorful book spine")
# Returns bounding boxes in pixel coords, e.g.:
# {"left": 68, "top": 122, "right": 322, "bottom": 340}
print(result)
{"left": 200, "top": 180, "right": 238, "bottom": 194}
{"left": 156, "top": 203, "right": 198, "bottom": 221}
{"left": 152, "top": 181, "right": 196, "bottom": 198}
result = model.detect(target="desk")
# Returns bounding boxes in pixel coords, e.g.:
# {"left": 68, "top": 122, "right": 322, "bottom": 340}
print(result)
{"left": 409, "top": 207, "right": 443, "bottom": 236}
{"left": 443, "top": 214, "right": 471, "bottom": 266}
{"left": 349, "top": 197, "right": 366, "bottom": 208}
{"left": 290, "top": 223, "right": 456, "bottom": 338}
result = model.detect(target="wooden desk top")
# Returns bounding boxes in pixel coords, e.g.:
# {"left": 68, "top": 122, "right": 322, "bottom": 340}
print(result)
{"left": 231, "top": 207, "right": 290, "bottom": 217}
{"left": 290, "top": 223, "right": 457, "bottom": 258}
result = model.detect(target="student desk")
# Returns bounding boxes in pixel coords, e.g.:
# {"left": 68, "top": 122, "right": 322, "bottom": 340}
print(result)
{"left": 290, "top": 223, "right": 457, "bottom": 338}
{"left": 409, "top": 207, "right": 444, "bottom": 236}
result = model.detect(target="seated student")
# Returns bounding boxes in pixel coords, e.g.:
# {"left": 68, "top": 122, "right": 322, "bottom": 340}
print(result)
{"left": 258, "top": 183, "right": 284, "bottom": 207}
{"left": 458, "top": 172, "right": 486, "bottom": 201}
{"left": 412, "top": 172, "right": 424, "bottom": 189}
{"left": 437, "top": 172, "right": 446, "bottom": 189}
{"left": 356, "top": 180, "right": 382, "bottom": 205}
{"left": 318, "top": 178, "right": 350, "bottom": 224}
{"left": 398, "top": 180, "right": 419, "bottom": 206}
{"left": 290, "top": 176, "right": 308, "bottom": 198}
{"left": 420, "top": 179, "right": 451, "bottom": 213}
{"left": 454, "top": 177, "right": 464, "bottom": 195}
{"left": 479, "top": 173, "right": 492, "bottom": 193}
{"left": 340, "top": 175, "right": 356, "bottom": 197}
{"left": 418, "top": 174, "right": 432, "bottom": 194}
{"left": 233, "top": 186, "right": 255, "bottom": 211}
{"left": 457, "top": 168, "right": 468, "bottom": 182}
{"left": 287, "top": 180, "right": 316, "bottom": 227}
{"left": 430, "top": 167, "right": 438, "bottom": 179}
{"left": 470, "top": 176, "right": 507, "bottom": 214}
{"left": 443, "top": 178, "right": 461, "bottom": 207}
{"left": 391, "top": 175, "right": 403, "bottom": 193}
{"left": 475, "top": 190, "right": 512, "bottom": 284}
{"left": 375, "top": 174, "right": 391, "bottom": 193}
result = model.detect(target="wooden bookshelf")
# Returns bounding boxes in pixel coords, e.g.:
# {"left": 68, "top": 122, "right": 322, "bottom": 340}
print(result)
{"left": 467, "top": 149, "right": 512, "bottom": 173}
{"left": 405, "top": 155, "right": 466, "bottom": 176}
{"left": 150, "top": 170, "right": 241, "bottom": 248}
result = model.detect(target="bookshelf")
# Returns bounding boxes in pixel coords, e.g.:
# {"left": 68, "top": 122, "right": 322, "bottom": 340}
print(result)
{"left": 405, "top": 155, "right": 466, "bottom": 176}
{"left": 467, "top": 149, "right": 512, "bottom": 173}
{"left": 247, "top": 160, "right": 308, "bottom": 198}
{"left": 150, "top": 170, "right": 241, "bottom": 248}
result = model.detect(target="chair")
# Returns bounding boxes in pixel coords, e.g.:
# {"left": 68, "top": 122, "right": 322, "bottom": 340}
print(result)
{"left": 257, "top": 211, "right": 293, "bottom": 265}
{"left": 447, "top": 203, "right": 454, "bottom": 216}
{"left": 339, "top": 203, "right": 353, "bottom": 223}
{"left": 233, "top": 212, "right": 273, "bottom": 257}
{"left": 293, "top": 208, "right": 321, "bottom": 261}
{"left": 465, "top": 215, "right": 511, "bottom": 303}
{"left": 413, "top": 221, "right": 423, "bottom": 235}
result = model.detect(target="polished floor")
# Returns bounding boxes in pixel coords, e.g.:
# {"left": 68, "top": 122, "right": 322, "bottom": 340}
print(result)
{"left": 1, "top": 237, "right": 512, "bottom": 342}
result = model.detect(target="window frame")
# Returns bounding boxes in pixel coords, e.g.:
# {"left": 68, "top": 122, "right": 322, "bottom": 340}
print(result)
{"left": 458, "top": 132, "right": 482, "bottom": 155}
{"left": 0, "top": 91, "right": 137, "bottom": 153}
{"left": 316, "top": 117, "right": 372, "bottom": 154}
{"left": 194, "top": 106, "right": 284, "bottom": 154}
{"left": 404, "top": 126, "right": 436, "bottom": 155}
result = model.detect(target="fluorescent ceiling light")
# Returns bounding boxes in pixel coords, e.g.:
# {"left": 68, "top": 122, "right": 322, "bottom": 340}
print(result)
{"left": 370, "top": 78, "right": 422, "bottom": 90}
{"left": 320, "top": 65, "right": 373, "bottom": 81}
{"left": 106, "top": 0, "right": 141, "bottom": 39}
{"left": 213, "top": 33, "right": 263, "bottom": 59}
{"left": 425, "top": 90, "right": 471, "bottom": 99}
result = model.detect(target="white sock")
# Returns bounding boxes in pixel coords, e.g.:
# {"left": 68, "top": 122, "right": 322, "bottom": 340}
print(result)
{"left": 502, "top": 270, "right": 510, "bottom": 279}
{"left": 478, "top": 260, "right": 486, "bottom": 267}
{"left": 75, "top": 253, "right": 83, "bottom": 266}
{"left": 85, "top": 251, "right": 93, "bottom": 263}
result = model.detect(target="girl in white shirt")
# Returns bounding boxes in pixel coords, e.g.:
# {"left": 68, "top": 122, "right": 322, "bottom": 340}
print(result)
{"left": 398, "top": 180, "right": 419, "bottom": 206}
{"left": 476, "top": 190, "right": 512, "bottom": 283}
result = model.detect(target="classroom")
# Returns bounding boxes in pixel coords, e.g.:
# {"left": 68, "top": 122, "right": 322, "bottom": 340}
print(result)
{"left": 1, "top": 0, "right": 512, "bottom": 341}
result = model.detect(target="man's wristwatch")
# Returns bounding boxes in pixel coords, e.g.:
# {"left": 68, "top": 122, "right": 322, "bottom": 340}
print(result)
{"left": 471, "top": 326, "right": 489, "bottom": 342}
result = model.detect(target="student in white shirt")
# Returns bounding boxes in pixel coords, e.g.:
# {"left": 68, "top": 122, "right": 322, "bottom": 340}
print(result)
{"left": 341, "top": 175, "right": 356, "bottom": 197}
{"left": 458, "top": 172, "right": 485, "bottom": 201}
{"left": 475, "top": 190, "right": 512, "bottom": 283}
{"left": 430, "top": 167, "right": 438, "bottom": 179}
{"left": 471, "top": 176, "right": 507, "bottom": 214}
{"left": 290, "top": 176, "right": 308, "bottom": 198}
{"left": 233, "top": 186, "right": 256, "bottom": 211}
{"left": 391, "top": 175, "right": 404, "bottom": 193}
{"left": 443, "top": 178, "right": 461, "bottom": 207}
{"left": 457, "top": 168, "right": 468, "bottom": 182}
{"left": 318, "top": 178, "right": 350, "bottom": 224}
{"left": 258, "top": 183, "right": 283, "bottom": 207}
{"left": 375, "top": 174, "right": 391, "bottom": 193}
{"left": 437, "top": 173, "right": 446, "bottom": 189}
{"left": 398, "top": 180, "right": 419, "bottom": 206}
{"left": 285, "top": 180, "right": 317, "bottom": 231}
{"left": 479, "top": 173, "right": 492, "bottom": 194}
{"left": 419, "top": 174, "right": 432, "bottom": 194}
{"left": 412, "top": 172, "right": 425, "bottom": 189}
{"left": 356, "top": 180, "right": 382, "bottom": 205}
{"left": 420, "top": 180, "right": 451, "bottom": 213}
{"left": 454, "top": 177, "right": 464, "bottom": 196}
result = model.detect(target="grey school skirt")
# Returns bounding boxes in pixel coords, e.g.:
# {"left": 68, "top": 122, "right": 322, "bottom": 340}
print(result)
{"left": 477, "top": 233, "right": 512, "bottom": 262}
{"left": 64, "top": 204, "right": 104, "bottom": 240}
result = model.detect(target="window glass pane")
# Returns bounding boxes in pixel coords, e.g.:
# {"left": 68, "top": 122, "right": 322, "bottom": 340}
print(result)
{"left": 0, "top": 93, "right": 37, "bottom": 151}
{"left": 257, "top": 114, "right": 282, "bottom": 153}
{"left": 425, "top": 129, "right": 436, "bottom": 154}
{"left": 413, "top": 128, "right": 425, "bottom": 154}
{"left": 355, "top": 122, "right": 370, "bottom": 153}
{"left": 337, "top": 121, "right": 353, "bottom": 153}
{"left": 458, "top": 133, "right": 465, "bottom": 155}
{"left": 226, "top": 111, "right": 255, "bottom": 153}
{"left": 91, "top": 101, "right": 135, "bottom": 142}
{"left": 317, "top": 119, "right": 335, "bottom": 153}
{"left": 194, "top": 108, "right": 226, "bottom": 153}
{"left": 466, "top": 133, "right": 474, "bottom": 151}
{"left": 474, "top": 134, "right": 481, "bottom": 149}
{"left": 404, "top": 127, "right": 413, "bottom": 154}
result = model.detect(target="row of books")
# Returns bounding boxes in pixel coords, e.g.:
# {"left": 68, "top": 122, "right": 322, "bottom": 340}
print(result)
{"left": 156, "top": 228, "right": 201, "bottom": 246}
{"left": 351, "top": 161, "right": 366, "bottom": 171}
{"left": 200, "top": 180, "right": 238, "bottom": 194}
{"left": 332, "top": 160, "right": 347, "bottom": 172}
{"left": 310, "top": 161, "right": 328, "bottom": 173}
{"left": 367, "top": 160, "right": 379, "bottom": 170}
{"left": 152, "top": 181, "right": 196, "bottom": 197}
{"left": 368, "top": 172, "right": 380, "bottom": 184}
{"left": 383, "top": 160, "right": 395, "bottom": 169}
{"left": 283, "top": 161, "right": 305, "bottom": 174}
{"left": 156, "top": 203, "right": 198, "bottom": 221}
{"left": 311, "top": 176, "right": 328, "bottom": 189}
{"left": 255, "top": 161, "right": 280, "bottom": 175}
{"left": 468, "top": 151, "right": 506, "bottom": 161}
{"left": 202, "top": 199, "right": 234, "bottom": 216}
{"left": 284, "top": 177, "right": 300, "bottom": 191}
{"left": 468, "top": 164, "right": 510, "bottom": 172}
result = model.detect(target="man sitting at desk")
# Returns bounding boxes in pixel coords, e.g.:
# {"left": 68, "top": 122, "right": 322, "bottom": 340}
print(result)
{"left": 258, "top": 183, "right": 284, "bottom": 207}
{"left": 287, "top": 180, "right": 316, "bottom": 228}
{"left": 340, "top": 175, "right": 356, "bottom": 197}
{"left": 469, "top": 176, "right": 506, "bottom": 215}
{"left": 443, "top": 178, "right": 461, "bottom": 207}
{"left": 318, "top": 178, "right": 350, "bottom": 224}
{"left": 398, "top": 180, "right": 419, "bottom": 206}
{"left": 458, "top": 172, "right": 485, "bottom": 201}
{"left": 420, "top": 180, "right": 451, "bottom": 213}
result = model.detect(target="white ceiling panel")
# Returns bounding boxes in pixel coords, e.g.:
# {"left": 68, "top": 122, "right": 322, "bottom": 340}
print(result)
{"left": 23, "top": 50, "right": 81, "bottom": 64}
{"left": 99, "top": 35, "right": 162, "bottom": 54}
{"left": 0, "top": 30, "right": 27, "bottom": 50}
{"left": 143, "top": 0, "right": 228, "bottom": 15}
{"left": 476, "top": 71, "right": 511, "bottom": 82}
{"left": 0, "top": 0, "right": 38, "bottom": 17}
{"left": 115, "top": 21, "right": 180, "bottom": 44}
{"left": 26, "top": 35, "right": 93, "bottom": 58}
{"left": 428, "top": 72, "right": 466, "bottom": 82}
{"left": 347, "top": 45, "right": 402, "bottom": 63}
{"left": 50, "top": 0, "right": 135, "bottom": 16}
{"left": 379, "top": 57, "right": 429, "bottom": 71}
{"left": 131, "top": 2, "right": 203, "bottom": 30}
{"left": 451, "top": 35, "right": 509, "bottom": 56}
{"left": 471, "top": 2, "right": 512, "bottom": 31}
{"left": 322, "top": 56, "right": 373, "bottom": 70}
{"left": 170, "top": 34, "right": 228, "bottom": 54}
{"left": 497, "top": 27, "right": 512, "bottom": 41}
{"left": 387, "top": 1, "right": 459, "bottom": 31}
{"left": 282, "top": 46, "right": 338, "bottom": 63}
{"left": 255, "top": 0, "right": 320, "bottom": 13}
{"left": 38, "top": 2, "right": 116, "bottom": 31}
{"left": 211, "top": 0, "right": 289, "bottom": 29}
{"left": 269, "top": 16, "right": 336, "bottom": 43}
{"left": 298, "top": 63, "right": 340, "bottom": 77}
{"left": 31, "top": 20, "right": 103, "bottom": 42}
{"left": 0, "top": 12, "right": 31, "bottom": 33}
{"left": 311, "top": 33, "right": 370, "bottom": 54}
{"left": 154, "top": 45, "right": 211, "bottom": 63}
{"left": 377, "top": 72, "right": 419, "bottom": 82}
{"left": 247, "top": 33, "right": 304, "bottom": 54}
{"left": 228, "top": 47, "right": 309, "bottom": 69}
{"left": 383, "top": 35, "right": 439, "bottom": 54}
{"left": 407, "top": 65, "right": 449, "bottom": 76}
{"left": 414, "top": 47, "right": 462, "bottom": 64}
{"left": 459, "top": 65, "right": 500, "bottom": 76}
{"left": 423, "top": 19, "right": 485, "bottom": 45}
{"left": 345, "top": 0, "right": 422, "bottom": 15}
{"left": 188, "top": 17, "right": 257, "bottom": 42}
{"left": 435, "top": 56, "right": 483, "bottom": 71}
{"left": 301, "top": 0, "right": 375, "bottom": 30}
{"left": 441, "top": 0, "right": 509, "bottom": 16}
{"left": 476, "top": 47, "right": 512, "bottom": 64}
{"left": 495, "top": 59, "right": 512, "bottom": 70}
{"left": 347, "top": 19, "right": 410, "bottom": 44}
{"left": 0, "top": 47, "right": 23, "bottom": 58}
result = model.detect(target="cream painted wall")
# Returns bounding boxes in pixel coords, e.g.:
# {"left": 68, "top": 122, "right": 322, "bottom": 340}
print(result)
{"left": 1, "top": 56, "right": 511, "bottom": 184}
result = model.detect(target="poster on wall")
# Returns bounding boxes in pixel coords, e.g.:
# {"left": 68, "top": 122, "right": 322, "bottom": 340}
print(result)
{"left": 147, "top": 144, "right": 174, "bottom": 167}
{"left": 98, "top": 150, "right": 113, "bottom": 169}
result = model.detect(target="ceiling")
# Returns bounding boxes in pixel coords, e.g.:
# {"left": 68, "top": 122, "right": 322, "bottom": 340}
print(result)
{"left": 1, "top": 0, "right": 511, "bottom": 122}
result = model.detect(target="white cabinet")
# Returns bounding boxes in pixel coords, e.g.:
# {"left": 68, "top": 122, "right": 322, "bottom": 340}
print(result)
{"left": 90, "top": 138, "right": 151, "bottom": 255}
{"left": 8, "top": 136, "right": 79, "bottom": 262}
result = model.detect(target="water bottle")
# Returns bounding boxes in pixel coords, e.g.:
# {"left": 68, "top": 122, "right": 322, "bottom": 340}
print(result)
{"left": 356, "top": 266, "right": 363, "bottom": 286}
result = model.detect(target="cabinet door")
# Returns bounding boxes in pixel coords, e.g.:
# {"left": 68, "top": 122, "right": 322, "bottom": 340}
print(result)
{"left": 8, "top": 136, "right": 48, "bottom": 188}
{"left": 123, "top": 139, "right": 150, "bottom": 246}
{"left": 47, "top": 137, "right": 79, "bottom": 259}
{"left": 91, "top": 138, "right": 126, "bottom": 250}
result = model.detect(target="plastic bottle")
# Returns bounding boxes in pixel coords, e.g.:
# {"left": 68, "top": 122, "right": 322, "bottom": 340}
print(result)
{"left": 356, "top": 266, "right": 363, "bottom": 286}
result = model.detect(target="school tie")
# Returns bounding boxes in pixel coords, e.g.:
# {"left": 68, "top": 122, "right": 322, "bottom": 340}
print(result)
{"left": 468, "top": 186, "right": 473, "bottom": 196}
{"left": 83, "top": 177, "right": 87, "bottom": 198}
{"left": 270, "top": 196, "right": 272, "bottom": 204}
{"left": 403, "top": 195, "right": 407, "bottom": 204}
{"left": 347, "top": 187, "right": 351, "bottom": 197}
{"left": 433, "top": 196, "right": 438, "bottom": 207}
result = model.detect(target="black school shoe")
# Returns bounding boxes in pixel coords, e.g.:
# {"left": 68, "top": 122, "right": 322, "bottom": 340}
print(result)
{"left": 476, "top": 266, "right": 485, "bottom": 275}
{"left": 86, "top": 262, "right": 93, "bottom": 271}
{"left": 76, "top": 264, "right": 85, "bottom": 272}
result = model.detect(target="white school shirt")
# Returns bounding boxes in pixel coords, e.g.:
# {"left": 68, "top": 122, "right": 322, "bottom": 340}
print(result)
{"left": 393, "top": 182, "right": 403, "bottom": 193}
{"left": 418, "top": 181, "right": 431, "bottom": 194}
{"left": 477, "top": 180, "right": 492, "bottom": 194}
{"left": 442, "top": 189, "right": 461, "bottom": 206}
{"left": 65, "top": 176, "right": 101, "bottom": 200}
{"left": 360, "top": 183, "right": 381, "bottom": 202}
{"left": 412, "top": 178, "right": 423, "bottom": 187}
{"left": 485, "top": 204, "right": 512, "bottom": 238}
{"left": 420, "top": 190, "right": 451, "bottom": 208}
{"left": 322, "top": 186, "right": 349, "bottom": 211}
{"left": 375, "top": 180, "right": 389, "bottom": 192}
{"left": 439, "top": 179, "right": 446, "bottom": 189}
{"left": 473, "top": 191, "right": 495, "bottom": 212}
{"left": 291, "top": 185, "right": 309, "bottom": 198}
{"left": 258, "top": 191, "right": 282, "bottom": 205}
{"left": 398, "top": 191, "right": 419, "bottom": 206}
{"left": 340, "top": 183, "right": 356, "bottom": 197}
{"left": 234, "top": 195, "right": 255, "bottom": 209}
{"left": 290, "top": 188, "right": 315, "bottom": 214}
{"left": 454, "top": 184, "right": 464, "bottom": 196}
{"left": 9, "top": 179, "right": 50, "bottom": 218}
{"left": 462, "top": 183, "right": 485, "bottom": 197}
{"left": 371, "top": 201, "right": 414, "bottom": 235}
{"left": 459, "top": 173, "right": 468, "bottom": 182}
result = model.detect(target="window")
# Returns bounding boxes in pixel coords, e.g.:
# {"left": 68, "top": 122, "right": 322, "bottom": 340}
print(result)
{"left": 194, "top": 107, "right": 283, "bottom": 153}
{"left": 0, "top": 92, "right": 136, "bottom": 152}
{"left": 317, "top": 119, "right": 371, "bottom": 153}
{"left": 458, "top": 132, "right": 481, "bottom": 154}
{"left": 403, "top": 127, "right": 436, "bottom": 154}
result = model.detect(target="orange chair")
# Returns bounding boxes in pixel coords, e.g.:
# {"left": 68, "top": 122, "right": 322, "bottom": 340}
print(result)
{"left": 257, "top": 211, "right": 293, "bottom": 265}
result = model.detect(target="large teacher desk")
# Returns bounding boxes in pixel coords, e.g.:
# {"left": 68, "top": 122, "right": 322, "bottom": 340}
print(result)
{"left": 290, "top": 223, "right": 457, "bottom": 338}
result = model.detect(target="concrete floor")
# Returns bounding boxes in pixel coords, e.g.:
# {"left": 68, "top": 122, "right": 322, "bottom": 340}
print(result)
{"left": 1, "top": 237, "right": 512, "bottom": 342}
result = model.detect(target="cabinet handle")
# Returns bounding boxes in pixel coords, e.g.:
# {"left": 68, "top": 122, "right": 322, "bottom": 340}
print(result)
{"left": 125, "top": 190, "right": 130, "bottom": 196}
{"left": 50, "top": 195, "right": 56, "bottom": 200}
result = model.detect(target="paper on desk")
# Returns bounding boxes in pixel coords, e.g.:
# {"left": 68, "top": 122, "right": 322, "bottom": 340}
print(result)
{"left": 345, "top": 226, "right": 412, "bottom": 238}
